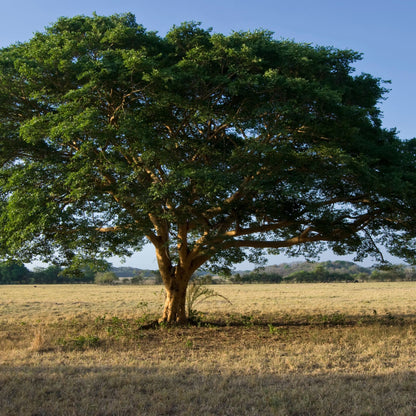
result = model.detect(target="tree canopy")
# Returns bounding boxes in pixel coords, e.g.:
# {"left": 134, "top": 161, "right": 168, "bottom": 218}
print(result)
{"left": 1, "top": 13, "right": 415, "bottom": 322}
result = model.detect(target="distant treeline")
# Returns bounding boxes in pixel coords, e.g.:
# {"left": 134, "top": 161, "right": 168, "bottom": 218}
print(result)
{"left": 230, "top": 261, "right": 416, "bottom": 284}
{"left": 0, "top": 261, "right": 94, "bottom": 284}
{"left": 111, "top": 261, "right": 416, "bottom": 284}
{"left": 0, "top": 261, "right": 163, "bottom": 285}
{"left": 1, "top": 260, "right": 415, "bottom": 284}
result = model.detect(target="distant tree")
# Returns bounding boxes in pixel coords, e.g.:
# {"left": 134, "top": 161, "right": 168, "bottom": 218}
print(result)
{"left": 285, "top": 270, "right": 317, "bottom": 283}
{"left": 353, "top": 272, "right": 369, "bottom": 282}
{"left": 370, "top": 265, "right": 407, "bottom": 281}
{"left": 31, "top": 265, "right": 63, "bottom": 283}
{"left": 0, "top": 260, "right": 31, "bottom": 284}
{"left": 314, "top": 264, "right": 328, "bottom": 281}
{"left": 232, "top": 273, "right": 242, "bottom": 284}
{"left": 131, "top": 271, "right": 145, "bottom": 284}
{"left": 58, "top": 258, "right": 110, "bottom": 282}
{"left": 94, "top": 271, "right": 118, "bottom": 285}
{"left": 284, "top": 266, "right": 354, "bottom": 283}
{"left": 235, "top": 269, "right": 282, "bottom": 283}
{"left": 1, "top": 14, "right": 416, "bottom": 322}
{"left": 197, "top": 274, "right": 214, "bottom": 284}
{"left": 404, "top": 267, "right": 416, "bottom": 281}
{"left": 76, "top": 265, "right": 97, "bottom": 283}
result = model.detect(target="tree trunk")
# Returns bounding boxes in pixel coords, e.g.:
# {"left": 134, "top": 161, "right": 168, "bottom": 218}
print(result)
{"left": 160, "top": 272, "right": 189, "bottom": 324}
{"left": 149, "top": 227, "right": 194, "bottom": 324}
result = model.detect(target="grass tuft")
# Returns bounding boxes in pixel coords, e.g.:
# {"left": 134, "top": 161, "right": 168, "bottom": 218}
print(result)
{"left": 30, "top": 325, "right": 49, "bottom": 352}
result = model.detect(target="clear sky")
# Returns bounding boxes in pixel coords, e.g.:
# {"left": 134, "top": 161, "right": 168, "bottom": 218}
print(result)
{"left": 1, "top": 0, "right": 415, "bottom": 269}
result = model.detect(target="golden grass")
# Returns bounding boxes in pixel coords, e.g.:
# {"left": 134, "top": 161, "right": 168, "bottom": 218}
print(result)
{"left": 2, "top": 282, "right": 415, "bottom": 322}
{"left": 1, "top": 282, "right": 416, "bottom": 415}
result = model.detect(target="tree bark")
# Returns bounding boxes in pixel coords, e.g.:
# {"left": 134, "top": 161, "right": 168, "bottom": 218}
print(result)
{"left": 160, "top": 272, "right": 189, "bottom": 324}
{"left": 160, "top": 279, "right": 188, "bottom": 324}
{"left": 148, "top": 223, "right": 194, "bottom": 324}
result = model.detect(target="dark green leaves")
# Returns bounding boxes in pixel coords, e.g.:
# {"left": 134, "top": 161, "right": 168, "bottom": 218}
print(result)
{"left": 0, "top": 13, "right": 414, "bottom": 269}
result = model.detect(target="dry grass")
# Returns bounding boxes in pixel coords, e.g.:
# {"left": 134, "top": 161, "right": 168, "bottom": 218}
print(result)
{"left": 1, "top": 282, "right": 416, "bottom": 415}
{"left": 2, "top": 282, "right": 415, "bottom": 322}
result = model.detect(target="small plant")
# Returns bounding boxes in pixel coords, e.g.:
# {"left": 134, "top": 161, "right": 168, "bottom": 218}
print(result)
{"left": 94, "top": 315, "right": 106, "bottom": 325}
{"left": 158, "top": 320, "right": 168, "bottom": 329}
{"left": 241, "top": 314, "right": 255, "bottom": 328}
{"left": 106, "top": 316, "right": 131, "bottom": 338}
{"left": 58, "top": 334, "right": 100, "bottom": 350}
{"left": 268, "top": 325, "right": 290, "bottom": 338}
{"left": 73, "top": 335, "right": 100, "bottom": 349}
{"left": 131, "top": 272, "right": 145, "bottom": 285}
{"left": 185, "top": 338, "right": 194, "bottom": 349}
{"left": 268, "top": 324, "right": 279, "bottom": 334}
{"left": 186, "top": 279, "right": 231, "bottom": 321}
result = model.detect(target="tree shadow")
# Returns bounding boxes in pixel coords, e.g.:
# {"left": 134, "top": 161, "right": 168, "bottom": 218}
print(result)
{"left": 1, "top": 363, "right": 415, "bottom": 415}
{"left": 191, "top": 312, "right": 416, "bottom": 329}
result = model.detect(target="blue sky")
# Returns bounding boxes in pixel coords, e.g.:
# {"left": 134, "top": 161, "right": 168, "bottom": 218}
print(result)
{"left": 1, "top": 0, "right": 414, "bottom": 269}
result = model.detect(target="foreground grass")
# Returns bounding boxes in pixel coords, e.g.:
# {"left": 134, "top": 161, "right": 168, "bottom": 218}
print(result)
{"left": 1, "top": 283, "right": 416, "bottom": 415}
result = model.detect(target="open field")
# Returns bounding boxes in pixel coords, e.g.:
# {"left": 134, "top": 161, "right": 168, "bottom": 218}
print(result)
{"left": 1, "top": 282, "right": 416, "bottom": 415}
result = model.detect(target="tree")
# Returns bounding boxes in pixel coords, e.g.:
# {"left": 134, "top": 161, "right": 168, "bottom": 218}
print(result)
{"left": 0, "top": 13, "right": 415, "bottom": 322}
{"left": 31, "top": 265, "right": 63, "bottom": 284}
{"left": 0, "top": 260, "right": 31, "bottom": 284}
{"left": 131, "top": 270, "right": 145, "bottom": 284}
{"left": 94, "top": 271, "right": 118, "bottom": 285}
{"left": 370, "top": 264, "right": 407, "bottom": 281}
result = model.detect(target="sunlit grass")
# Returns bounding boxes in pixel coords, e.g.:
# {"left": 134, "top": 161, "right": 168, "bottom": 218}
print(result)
{"left": 2, "top": 282, "right": 415, "bottom": 322}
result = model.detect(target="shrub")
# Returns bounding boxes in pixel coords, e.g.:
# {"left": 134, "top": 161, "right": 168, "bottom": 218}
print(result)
{"left": 94, "top": 271, "right": 118, "bottom": 285}
{"left": 131, "top": 271, "right": 144, "bottom": 284}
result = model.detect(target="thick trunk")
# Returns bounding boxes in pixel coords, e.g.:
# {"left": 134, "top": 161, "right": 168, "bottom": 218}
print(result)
{"left": 147, "top": 224, "right": 196, "bottom": 324}
{"left": 161, "top": 279, "right": 188, "bottom": 324}
{"left": 160, "top": 271, "right": 190, "bottom": 324}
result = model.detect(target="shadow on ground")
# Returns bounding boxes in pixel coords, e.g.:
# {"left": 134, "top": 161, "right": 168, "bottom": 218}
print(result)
{"left": 1, "top": 363, "right": 415, "bottom": 416}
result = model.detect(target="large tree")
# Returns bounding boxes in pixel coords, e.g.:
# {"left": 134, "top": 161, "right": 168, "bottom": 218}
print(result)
{"left": 1, "top": 13, "right": 415, "bottom": 322}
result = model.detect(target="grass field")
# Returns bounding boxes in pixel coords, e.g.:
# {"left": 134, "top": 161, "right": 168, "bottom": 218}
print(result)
{"left": 1, "top": 282, "right": 416, "bottom": 415}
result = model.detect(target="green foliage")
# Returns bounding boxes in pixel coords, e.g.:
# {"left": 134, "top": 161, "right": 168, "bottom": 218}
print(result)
{"left": 370, "top": 264, "right": 414, "bottom": 281}
{"left": 0, "top": 12, "right": 415, "bottom": 294}
{"left": 131, "top": 271, "right": 144, "bottom": 284}
{"left": 0, "top": 260, "right": 31, "bottom": 284}
{"left": 0, "top": 260, "right": 103, "bottom": 284}
{"left": 94, "top": 271, "right": 118, "bottom": 285}
{"left": 31, "top": 265, "right": 63, "bottom": 284}
{"left": 106, "top": 316, "right": 130, "bottom": 338}
{"left": 232, "top": 269, "right": 282, "bottom": 283}
{"left": 58, "top": 334, "right": 100, "bottom": 350}
{"left": 232, "top": 261, "right": 416, "bottom": 283}
{"left": 231, "top": 261, "right": 373, "bottom": 283}
{"left": 59, "top": 258, "right": 110, "bottom": 281}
